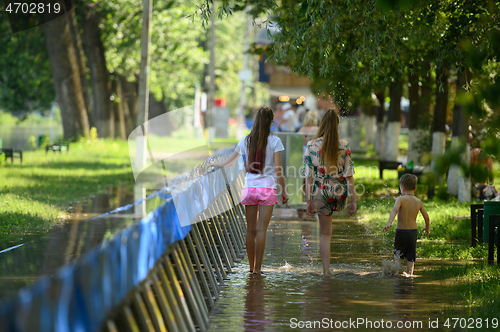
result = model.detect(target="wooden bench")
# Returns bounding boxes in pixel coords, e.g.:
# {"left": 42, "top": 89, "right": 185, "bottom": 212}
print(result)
{"left": 1, "top": 148, "right": 23, "bottom": 164}
{"left": 46, "top": 143, "right": 70, "bottom": 154}
{"left": 378, "top": 160, "right": 402, "bottom": 179}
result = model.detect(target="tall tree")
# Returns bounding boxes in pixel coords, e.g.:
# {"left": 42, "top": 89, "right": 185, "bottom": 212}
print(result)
{"left": 447, "top": 71, "right": 471, "bottom": 201}
{"left": 81, "top": 4, "right": 114, "bottom": 137}
{"left": 42, "top": 13, "right": 90, "bottom": 138}
{"left": 67, "top": 5, "right": 94, "bottom": 128}
{"left": 407, "top": 64, "right": 420, "bottom": 165}
{"left": 382, "top": 80, "right": 403, "bottom": 161}
{"left": 431, "top": 67, "right": 448, "bottom": 171}
{"left": 0, "top": 21, "right": 55, "bottom": 112}
{"left": 374, "top": 91, "right": 385, "bottom": 155}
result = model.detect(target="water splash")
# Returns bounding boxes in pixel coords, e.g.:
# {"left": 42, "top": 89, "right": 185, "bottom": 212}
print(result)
{"left": 381, "top": 259, "right": 404, "bottom": 277}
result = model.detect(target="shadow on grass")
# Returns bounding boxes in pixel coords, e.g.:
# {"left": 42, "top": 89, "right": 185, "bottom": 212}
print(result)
{"left": 0, "top": 172, "right": 133, "bottom": 204}
{"left": 28, "top": 160, "right": 131, "bottom": 171}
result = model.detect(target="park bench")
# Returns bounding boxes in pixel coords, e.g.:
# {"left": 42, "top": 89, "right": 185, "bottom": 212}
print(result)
{"left": 46, "top": 142, "right": 70, "bottom": 154}
{"left": 471, "top": 204, "right": 500, "bottom": 265}
{"left": 378, "top": 160, "right": 402, "bottom": 179}
{"left": 1, "top": 148, "right": 23, "bottom": 164}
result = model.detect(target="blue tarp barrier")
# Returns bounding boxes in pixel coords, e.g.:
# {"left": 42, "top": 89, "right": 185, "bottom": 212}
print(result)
{"left": 0, "top": 198, "right": 190, "bottom": 332}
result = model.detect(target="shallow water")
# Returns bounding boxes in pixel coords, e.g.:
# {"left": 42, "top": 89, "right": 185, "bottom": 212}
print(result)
{"left": 0, "top": 185, "right": 165, "bottom": 300}
{"left": 208, "top": 210, "right": 467, "bottom": 331}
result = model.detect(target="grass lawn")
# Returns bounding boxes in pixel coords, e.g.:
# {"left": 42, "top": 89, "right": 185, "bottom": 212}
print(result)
{"left": 0, "top": 136, "right": 212, "bottom": 250}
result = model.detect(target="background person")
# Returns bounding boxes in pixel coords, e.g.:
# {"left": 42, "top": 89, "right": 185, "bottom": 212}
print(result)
{"left": 210, "top": 106, "right": 289, "bottom": 275}
{"left": 294, "top": 105, "right": 307, "bottom": 131}
{"left": 279, "top": 103, "right": 296, "bottom": 132}
{"left": 302, "top": 109, "right": 357, "bottom": 275}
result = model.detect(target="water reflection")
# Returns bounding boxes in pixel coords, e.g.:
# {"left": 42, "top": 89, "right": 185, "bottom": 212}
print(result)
{"left": 244, "top": 276, "right": 273, "bottom": 332}
{"left": 208, "top": 209, "right": 468, "bottom": 331}
{"left": 0, "top": 184, "right": 165, "bottom": 301}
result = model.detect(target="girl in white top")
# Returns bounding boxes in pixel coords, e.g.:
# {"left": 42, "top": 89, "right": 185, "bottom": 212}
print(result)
{"left": 210, "top": 106, "right": 289, "bottom": 274}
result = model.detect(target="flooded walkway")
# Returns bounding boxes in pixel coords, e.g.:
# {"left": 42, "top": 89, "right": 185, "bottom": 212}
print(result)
{"left": 0, "top": 185, "right": 165, "bottom": 300}
{"left": 208, "top": 208, "right": 465, "bottom": 331}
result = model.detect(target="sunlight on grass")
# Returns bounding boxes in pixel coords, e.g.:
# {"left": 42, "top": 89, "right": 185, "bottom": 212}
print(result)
{"left": 0, "top": 140, "right": 136, "bottom": 249}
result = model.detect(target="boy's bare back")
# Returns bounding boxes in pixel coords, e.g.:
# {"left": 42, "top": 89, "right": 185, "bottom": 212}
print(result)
{"left": 383, "top": 193, "right": 430, "bottom": 235}
{"left": 395, "top": 195, "right": 424, "bottom": 229}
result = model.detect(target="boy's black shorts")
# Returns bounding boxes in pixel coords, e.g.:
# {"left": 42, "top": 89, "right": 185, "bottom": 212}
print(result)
{"left": 394, "top": 229, "right": 418, "bottom": 262}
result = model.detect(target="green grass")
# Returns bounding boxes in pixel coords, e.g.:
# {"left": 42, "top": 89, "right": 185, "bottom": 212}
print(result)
{"left": 422, "top": 264, "right": 500, "bottom": 326}
{"left": 0, "top": 137, "right": 203, "bottom": 250}
{"left": 0, "top": 139, "right": 133, "bottom": 249}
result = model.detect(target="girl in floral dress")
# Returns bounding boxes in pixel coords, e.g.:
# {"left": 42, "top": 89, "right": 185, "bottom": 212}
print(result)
{"left": 301, "top": 109, "right": 357, "bottom": 275}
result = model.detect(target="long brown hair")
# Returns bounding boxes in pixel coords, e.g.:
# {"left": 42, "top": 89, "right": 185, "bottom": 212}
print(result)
{"left": 246, "top": 106, "right": 274, "bottom": 174}
{"left": 315, "top": 109, "right": 339, "bottom": 166}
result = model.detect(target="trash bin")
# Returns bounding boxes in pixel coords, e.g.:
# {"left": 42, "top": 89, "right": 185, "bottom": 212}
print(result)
{"left": 483, "top": 201, "right": 500, "bottom": 243}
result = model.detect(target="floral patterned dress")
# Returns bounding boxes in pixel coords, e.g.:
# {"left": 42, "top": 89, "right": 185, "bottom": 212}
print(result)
{"left": 301, "top": 138, "right": 355, "bottom": 216}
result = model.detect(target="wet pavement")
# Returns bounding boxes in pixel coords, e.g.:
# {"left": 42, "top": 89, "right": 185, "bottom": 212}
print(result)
{"left": 0, "top": 184, "right": 166, "bottom": 301}
{"left": 208, "top": 208, "right": 467, "bottom": 331}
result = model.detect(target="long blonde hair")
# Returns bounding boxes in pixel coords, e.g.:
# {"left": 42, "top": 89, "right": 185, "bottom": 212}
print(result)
{"left": 315, "top": 109, "right": 339, "bottom": 166}
{"left": 303, "top": 110, "right": 318, "bottom": 127}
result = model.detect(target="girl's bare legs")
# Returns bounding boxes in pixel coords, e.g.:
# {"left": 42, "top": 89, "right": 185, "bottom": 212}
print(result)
{"left": 245, "top": 205, "right": 259, "bottom": 272}
{"left": 318, "top": 214, "right": 333, "bottom": 275}
{"left": 253, "top": 205, "right": 275, "bottom": 274}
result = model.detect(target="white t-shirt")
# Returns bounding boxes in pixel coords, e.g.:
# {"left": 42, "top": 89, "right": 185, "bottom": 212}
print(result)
{"left": 235, "top": 135, "right": 285, "bottom": 189}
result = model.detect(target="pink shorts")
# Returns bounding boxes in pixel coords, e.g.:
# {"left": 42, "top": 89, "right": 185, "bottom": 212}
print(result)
{"left": 241, "top": 187, "right": 277, "bottom": 206}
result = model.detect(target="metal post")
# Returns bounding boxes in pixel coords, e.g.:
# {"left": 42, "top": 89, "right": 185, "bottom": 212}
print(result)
{"left": 180, "top": 238, "right": 215, "bottom": 308}
{"left": 151, "top": 270, "right": 184, "bottom": 332}
{"left": 237, "top": 11, "right": 251, "bottom": 139}
{"left": 135, "top": 0, "right": 153, "bottom": 172}
{"left": 489, "top": 215, "right": 500, "bottom": 265}
{"left": 471, "top": 204, "right": 483, "bottom": 247}
{"left": 207, "top": 0, "right": 216, "bottom": 137}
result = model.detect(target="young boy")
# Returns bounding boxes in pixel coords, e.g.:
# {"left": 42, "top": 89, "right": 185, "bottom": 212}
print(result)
{"left": 383, "top": 174, "right": 430, "bottom": 276}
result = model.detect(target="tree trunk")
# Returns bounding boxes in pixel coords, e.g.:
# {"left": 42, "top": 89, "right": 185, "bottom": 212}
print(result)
{"left": 42, "top": 14, "right": 90, "bottom": 139}
{"left": 81, "top": 9, "right": 114, "bottom": 138}
{"left": 382, "top": 82, "right": 402, "bottom": 161}
{"left": 361, "top": 103, "right": 375, "bottom": 147}
{"left": 446, "top": 71, "right": 470, "bottom": 201}
{"left": 420, "top": 60, "right": 433, "bottom": 127}
{"left": 407, "top": 66, "right": 421, "bottom": 165}
{"left": 375, "top": 91, "right": 385, "bottom": 155}
{"left": 67, "top": 6, "right": 94, "bottom": 128}
{"left": 121, "top": 77, "right": 139, "bottom": 127}
{"left": 118, "top": 75, "right": 136, "bottom": 136}
{"left": 113, "top": 77, "right": 127, "bottom": 140}
{"left": 431, "top": 67, "right": 448, "bottom": 171}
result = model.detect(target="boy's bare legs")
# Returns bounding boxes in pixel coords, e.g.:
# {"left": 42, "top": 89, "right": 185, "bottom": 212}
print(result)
{"left": 318, "top": 214, "right": 333, "bottom": 275}
{"left": 253, "top": 205, "right": 274, "bottom": 274}
{"left": 406, "top": 261, "right": 414, "bottom": 276}
{"left": 245, "top": 205, "right": 259, "bottom": 272}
